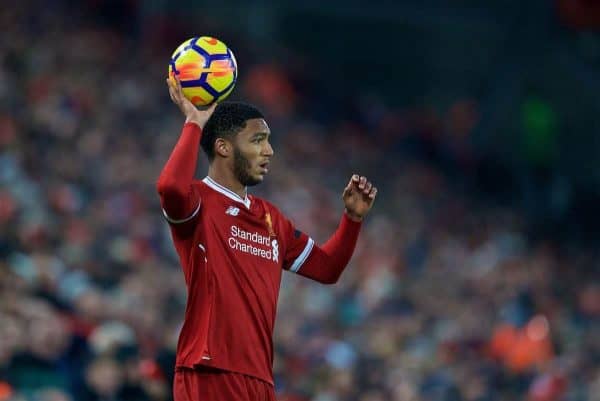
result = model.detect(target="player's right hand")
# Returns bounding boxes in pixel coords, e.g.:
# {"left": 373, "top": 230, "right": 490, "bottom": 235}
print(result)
{"left": 166, "top": 76, "right": 217, "bottom": 128}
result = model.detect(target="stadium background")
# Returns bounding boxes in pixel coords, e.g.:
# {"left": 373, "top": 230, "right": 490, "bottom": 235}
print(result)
{"left": 0, "top": 0, "right": 598, "bottom": 400}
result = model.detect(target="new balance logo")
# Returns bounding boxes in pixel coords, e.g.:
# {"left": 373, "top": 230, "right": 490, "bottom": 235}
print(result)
{"left": 225, "top": 206, "right": 240, "bottom": 216}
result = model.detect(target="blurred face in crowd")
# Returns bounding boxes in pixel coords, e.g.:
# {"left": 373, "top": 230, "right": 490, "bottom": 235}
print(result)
{"left": 86, "top": 358, "right": 124, "bottom": 397}
{"left": 74, "top": 289, "right": 106, "bottom": 323}
{"left": 231, "top": 118, "right": 273, "bottom": 186}
{"left": 0, "top": 314, "right": 22, "bottom": 364}
{"left": 28, "top": 308, "right": 70, "bottom": 361}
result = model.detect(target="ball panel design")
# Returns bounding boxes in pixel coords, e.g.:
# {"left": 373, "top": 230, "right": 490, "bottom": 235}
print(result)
{"left": 170, "top": 38, "right": 193, "bottom": 59}
{"left": 195, "top": 36, "right": 229, "bottom": 55}
{"left": 205, "top": 59, "right": 236, "bottom": 92}
{"left": 181, "top": 86, "right": 214, "bottom": 107}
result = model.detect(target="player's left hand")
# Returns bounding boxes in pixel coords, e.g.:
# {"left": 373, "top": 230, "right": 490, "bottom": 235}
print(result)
{"left": 342, "top": 174, "right": 377, "bottom": 222}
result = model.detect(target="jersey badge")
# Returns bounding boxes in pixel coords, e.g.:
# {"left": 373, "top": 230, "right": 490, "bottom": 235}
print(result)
{"left": 265, "top": 212, "right": 276, "bottom": 238}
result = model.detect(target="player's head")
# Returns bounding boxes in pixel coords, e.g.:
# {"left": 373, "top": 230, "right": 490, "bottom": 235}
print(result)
{"left": 202, "top": 101, "right": 273, "bottom": 186}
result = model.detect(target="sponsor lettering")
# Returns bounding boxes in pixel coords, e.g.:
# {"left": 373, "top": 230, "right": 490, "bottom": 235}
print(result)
{"left": 229, "top": 225, "right": 278, "bottom": 262}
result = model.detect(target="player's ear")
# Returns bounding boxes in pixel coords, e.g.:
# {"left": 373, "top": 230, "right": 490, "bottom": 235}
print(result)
{"left": 214, "top": 138, "right": 231, "bottom": 158}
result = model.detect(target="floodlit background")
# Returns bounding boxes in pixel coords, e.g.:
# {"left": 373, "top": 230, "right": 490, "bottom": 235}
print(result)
{"left": 0, "top": 1, "right": 598, "bottom": 400}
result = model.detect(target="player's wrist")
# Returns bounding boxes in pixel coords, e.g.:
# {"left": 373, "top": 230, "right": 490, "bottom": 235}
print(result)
{"left": 344, "top": 209, "right": 363, "bottom": 222}
{"left": 184, "top": 116, "right": 204, "bottom": 129}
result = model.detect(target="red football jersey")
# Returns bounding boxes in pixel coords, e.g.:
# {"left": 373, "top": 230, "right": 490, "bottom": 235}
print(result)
{"left": 164, "top": 176, "right": 313, "bottom": 385}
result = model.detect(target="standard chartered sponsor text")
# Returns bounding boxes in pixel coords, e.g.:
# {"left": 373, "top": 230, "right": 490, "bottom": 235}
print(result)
{"left": 229, "top": 225, "right": 275, "bottom": 261}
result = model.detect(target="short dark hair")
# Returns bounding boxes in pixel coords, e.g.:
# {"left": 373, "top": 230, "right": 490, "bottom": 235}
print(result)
{"left": 201, "top": 101, "right": 264, "bottom": 161}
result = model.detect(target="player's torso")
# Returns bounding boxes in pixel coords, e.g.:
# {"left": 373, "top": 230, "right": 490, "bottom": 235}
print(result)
{"left": 192, "top": 180, "right": 284, "bottom": 329}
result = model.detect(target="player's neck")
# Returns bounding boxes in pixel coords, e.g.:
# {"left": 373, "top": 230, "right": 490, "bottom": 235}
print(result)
{"left": 207, "top": 165, "right": 247, "bottom": 199}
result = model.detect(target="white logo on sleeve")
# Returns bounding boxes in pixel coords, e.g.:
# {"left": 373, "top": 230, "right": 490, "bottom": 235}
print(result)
{"left": 225, "top": 206, "right": 240, "bottom": 216}
{"left": 271, "top": 240, "right": 279, "bottom": 262}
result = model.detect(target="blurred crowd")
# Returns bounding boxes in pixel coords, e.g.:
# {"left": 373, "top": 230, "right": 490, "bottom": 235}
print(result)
{"left": 0, "top": 2, "right": 598, "bottom": 401}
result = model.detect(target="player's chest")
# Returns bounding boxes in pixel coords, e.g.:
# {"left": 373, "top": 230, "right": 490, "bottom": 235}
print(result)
{"left": 203, "top": 202, "right": 281, "bottom": 266}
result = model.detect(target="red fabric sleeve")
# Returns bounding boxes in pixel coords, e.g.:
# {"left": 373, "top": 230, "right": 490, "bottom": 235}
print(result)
{"left": 156, "top": 122, "right": 202, "bottom": 224}
{"left": 296, "top": 213, "right": 362, "bottom": 284}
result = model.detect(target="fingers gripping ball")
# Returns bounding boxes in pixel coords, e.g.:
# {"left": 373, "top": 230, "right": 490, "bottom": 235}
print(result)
{"left": 168, "top": 36, "right": 238, "bottom": 106}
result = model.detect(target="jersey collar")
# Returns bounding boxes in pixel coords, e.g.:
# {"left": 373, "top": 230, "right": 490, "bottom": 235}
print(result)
{"left": 202, "top": 176, "right": 251, "bottom": 209}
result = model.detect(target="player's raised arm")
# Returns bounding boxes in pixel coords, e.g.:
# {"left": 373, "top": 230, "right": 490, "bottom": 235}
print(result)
{"left": 292, "top": 175, "right": 377, "bottom": 284}
{"left": 156, "top": 77, "right": 217, "bottom": 226}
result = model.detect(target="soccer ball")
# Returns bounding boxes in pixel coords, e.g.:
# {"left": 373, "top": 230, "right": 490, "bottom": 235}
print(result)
{"left": 168, "top": 36, "right": 237, "bottom": 106}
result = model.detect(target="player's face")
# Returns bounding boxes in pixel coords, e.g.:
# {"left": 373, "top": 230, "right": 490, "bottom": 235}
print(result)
{"left": 232, "top": 118, "right": 273, "bottom": 186}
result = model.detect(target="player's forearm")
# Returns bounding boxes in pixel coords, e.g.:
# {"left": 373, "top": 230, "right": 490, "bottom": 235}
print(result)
{"left": 298, "top": 214, "right": 362, "bottom": 284}
{"left": 156, "top": 122, "right": 202, "bottom": 217}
